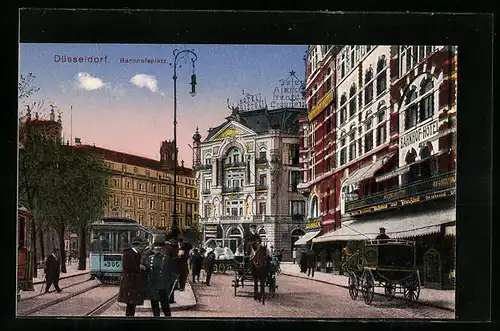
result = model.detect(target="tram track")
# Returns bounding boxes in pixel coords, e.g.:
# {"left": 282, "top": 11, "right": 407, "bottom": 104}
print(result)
{"left": 19, "top": 283, "right": 120, "bottom": 317}
{"left": 21, "top": 274, "right": 92, "bottom": 302}
{"left": 17, "top": 280, "right": 102, "bottom": 316}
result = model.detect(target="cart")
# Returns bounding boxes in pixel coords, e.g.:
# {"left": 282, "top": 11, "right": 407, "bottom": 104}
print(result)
{"left": 345, "top": 239, "right": 421, "bottom": 305}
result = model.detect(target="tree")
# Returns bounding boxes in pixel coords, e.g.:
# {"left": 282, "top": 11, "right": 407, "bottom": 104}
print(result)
{"left": 67, "top": 147, "right": 111, "bottom": 270}
{"left": 39, "top": 145, "right": 111, "bottom": 272}
{"left": 18, "top": 123, "right": 60, "bottom": 278}
{"left": 18, "top": 73, "right": 40, "bottom": 101}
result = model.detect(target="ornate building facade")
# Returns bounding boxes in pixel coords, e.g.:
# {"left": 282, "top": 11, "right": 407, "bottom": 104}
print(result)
{"left": 75, "top": 141, "right": 199, "bottom": 232}
{"left": 194, "top": 106, "right": 307, "bottom": 260}
{"left": 299, "top": 45, "right": 457, "bottom": 289}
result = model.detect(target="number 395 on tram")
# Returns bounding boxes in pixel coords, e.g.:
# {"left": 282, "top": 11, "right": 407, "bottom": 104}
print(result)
{"left": 89, "top": 217, "right": 152, "bottom": 284}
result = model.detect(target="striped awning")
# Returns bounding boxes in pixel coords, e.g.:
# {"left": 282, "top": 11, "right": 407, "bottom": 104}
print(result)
{"left": 313, "top": 208, "right": 455, "bottom": 243}
{"left": 343, "top": 154, "right": 395, "bottom": 187}
{"left": 294, "top": 230, "right": 321, "bottom": 246}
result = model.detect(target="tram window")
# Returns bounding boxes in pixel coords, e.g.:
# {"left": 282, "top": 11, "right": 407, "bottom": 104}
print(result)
{"left": 19, "top": 216, "right": 26, "bottom": 249}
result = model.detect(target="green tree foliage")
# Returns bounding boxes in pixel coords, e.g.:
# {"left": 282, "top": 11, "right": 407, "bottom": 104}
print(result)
{"left": 19, "top": 123, "right": 111, "bottom": 274}
{"left": 18, "top": 123, "right": 59, "bottom": 277}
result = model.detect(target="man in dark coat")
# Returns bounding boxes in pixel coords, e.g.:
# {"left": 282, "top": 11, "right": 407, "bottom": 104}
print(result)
{"left": 299, "top": 249, "right": 308, "bottom": 273}
{"left": 244, "top": 224, "right": 262, "bottom": 256}
{"left": 204, "top": 250, "right": 216, "bottom": 286}
{"left": 44, "top": 248, "right": 62, "bottom": 293}
{"left": 118, "top": 237, "right": 147, "bottom": 317}
{"left": 145, "top": 234, "right": 177, "bottom": 317}
{"left": 175, "top": 237, "right": 192, "bottom": 291}
{"left": 306, "top": 249, "right": 317, "bottom": 278}
{"left": 375, "top": 227, "right": 390, "bottom": 241}
{"left": 190, "top": 248, "right": 203, "bottom": 283}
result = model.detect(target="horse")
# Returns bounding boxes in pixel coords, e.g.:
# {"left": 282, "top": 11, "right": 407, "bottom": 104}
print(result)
{"left": 250, "top": 245, "right": 269, "bottom": 305}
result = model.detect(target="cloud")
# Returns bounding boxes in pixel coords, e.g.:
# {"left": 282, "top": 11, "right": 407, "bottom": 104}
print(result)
{"left": 129, "top": 74, "right": 158, "bottom": 93}
{"left": 76, "top": 72, "right": 106, "bottom": 90}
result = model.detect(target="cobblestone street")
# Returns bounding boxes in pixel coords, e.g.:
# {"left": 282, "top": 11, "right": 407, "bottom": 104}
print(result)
{"left": 172, "top": 274, "right": 455, "bottom": 319}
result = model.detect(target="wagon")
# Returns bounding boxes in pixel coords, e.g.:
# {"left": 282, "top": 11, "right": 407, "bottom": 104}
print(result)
{"left": 344, "top": 239, "right": 421, "bottom": 305}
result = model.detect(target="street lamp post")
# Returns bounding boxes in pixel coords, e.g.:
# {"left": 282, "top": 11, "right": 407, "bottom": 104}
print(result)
{"left": 168, "top": 49, "right": 198, "bottom": 240}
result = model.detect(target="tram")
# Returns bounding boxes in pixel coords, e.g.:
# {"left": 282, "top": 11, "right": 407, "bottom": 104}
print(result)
{"left": 89, "top": 217, "right": 153, "bottom": 284}
{"left": 18, "top": 203, "right": 34, "bottom": 301}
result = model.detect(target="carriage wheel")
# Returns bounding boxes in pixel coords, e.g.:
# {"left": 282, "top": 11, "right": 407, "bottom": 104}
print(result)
{"left": 384, "top": 283, "right": 396, "bottom": 301}
{"left": 362, "top": 273, "right": 374, "bottom": 305}
{"left": 219, "top": 263, "right": 226, "bottom": 274}
{"left": 348, "top": 273, "right": 359, "bottom": 300}
{"left": 213, "top": 264, "right": 219, "bottom": 274}
{"left": 403, "top": 276, "right": 420, "bottom": 305}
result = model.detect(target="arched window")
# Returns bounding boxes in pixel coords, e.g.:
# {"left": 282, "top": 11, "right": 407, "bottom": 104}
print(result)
{"left": 364, "top": 68, "right": 374, "bottom": 104}
{"left": 404, "top": 88, "right": 418, "bottom": 130}
{"left": 226, "top": 147, "right": 241, "bottom": 164}
{"left": 419, "top": 78, "right": 434, "bottom": 122}
{"left": 310, "top": 196, "right": 319, "bottom": 218}
{"left": 376, "top": 55, "right": 387, "bottom": 95}
{"left": 349, "top": 84, "right": 357, "bottom": 117}
{"left": 339, "top": 93, "right": 347, "bottom": 124}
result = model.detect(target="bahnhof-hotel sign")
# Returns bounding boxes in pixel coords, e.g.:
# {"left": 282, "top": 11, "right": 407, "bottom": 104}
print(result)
{"left": 400, "top": 119, "right": 439, "bottom": 149}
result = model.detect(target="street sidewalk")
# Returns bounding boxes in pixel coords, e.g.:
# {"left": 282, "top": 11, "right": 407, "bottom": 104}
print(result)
{"left": 33, "top": 258, "right": 90, "bottom": 284}
{"left": 280, "top": 262, "right": 455, "bottom": 312}
{"left": 116, "top": 281, "right": 197, "bottom": 312}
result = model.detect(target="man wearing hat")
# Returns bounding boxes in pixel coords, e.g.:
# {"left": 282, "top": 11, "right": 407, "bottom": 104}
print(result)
{"left": 118, "top": 237, "right": 147, "bottom": 317}
{"left": 144, "top": 234, "right": 177, "bottom": 317}
{"left": 376, "top": 227, "right": 390, "bottom": 241}
{"left": 204, "top": 249, "right": 216, "bottom": 286}
{"left": 244, "top": 224, "right": 262, "bottom": 256}
{"left": 175, "top": 236, "right": 192, "bottom": 291}
{"left": 44, "top": 248, "right": 62, "bottom": 293}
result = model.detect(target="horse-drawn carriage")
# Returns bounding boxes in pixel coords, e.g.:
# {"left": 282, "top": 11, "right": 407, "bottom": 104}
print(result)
{"left": 343, "top": 239, "right": 421, "bottom": 305}
{"left": 231, "top": 242, "right": 279, "bottom": 305}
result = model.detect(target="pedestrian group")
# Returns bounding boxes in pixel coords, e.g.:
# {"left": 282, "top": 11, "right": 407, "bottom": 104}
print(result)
{"left": 117, "top": 234, "right": 215, "bottom": 317}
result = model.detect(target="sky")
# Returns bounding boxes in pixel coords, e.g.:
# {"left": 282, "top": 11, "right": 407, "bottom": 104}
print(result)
{"left": 19, "top": 44, "right": 307, "bottom": 168}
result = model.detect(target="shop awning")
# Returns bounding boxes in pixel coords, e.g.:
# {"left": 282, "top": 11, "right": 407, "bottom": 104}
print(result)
{"left": 313, "top": 208, "right": 455, "bottom": 243}
{"left": 294, "top": 230, "right": 322, "bottom": 246}
{"left": 343, "top": 153, "right": 395, "bottom": 187}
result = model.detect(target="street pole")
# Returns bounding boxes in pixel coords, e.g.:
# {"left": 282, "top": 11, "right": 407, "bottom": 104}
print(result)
{"left": 169, "top": 49, "right": 197, "bottom": 240}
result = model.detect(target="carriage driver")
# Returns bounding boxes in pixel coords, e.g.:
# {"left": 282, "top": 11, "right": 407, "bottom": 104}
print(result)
{"left": 244, "top": 224, "right": 262, "bottom": 256}
{"left": 376, "top": 227, "right": 390, "bottom": 240}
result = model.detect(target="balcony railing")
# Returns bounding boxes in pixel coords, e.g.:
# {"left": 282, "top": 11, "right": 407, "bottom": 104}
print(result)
{"left": 201, "top": 189, "right": 211, "bottom": 195}
{"left": 197, "top": 164, "right": 212, "bottom": 171}
{"left": 222, "top": 186, "right": 241, "bottom": 193}
{"left": 345, "top": 171, "right": 456, "bottom": 212}
{"left": 255, "top": 158, "right": 268, "bottom": 165}
{"left": 255, "top": 184, "right": 268, "bottom": 191}
{"left": 224, "top": 161, "right": 246, "bottom": 169}
{"left": 291, "top": 214, "right": 305, "bottom": 221}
